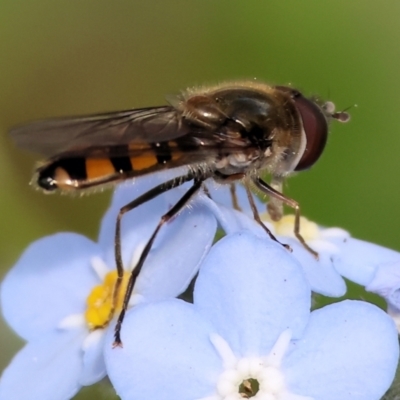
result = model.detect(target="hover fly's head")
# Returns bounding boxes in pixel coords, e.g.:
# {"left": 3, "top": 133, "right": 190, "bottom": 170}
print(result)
{"left": 274, "top": 86, "right": 350, "bottom": 172}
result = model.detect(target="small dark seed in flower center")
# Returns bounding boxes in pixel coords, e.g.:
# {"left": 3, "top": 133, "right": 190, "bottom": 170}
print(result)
{"left": 239, "top": 378, "right": 259, "bottom": 398}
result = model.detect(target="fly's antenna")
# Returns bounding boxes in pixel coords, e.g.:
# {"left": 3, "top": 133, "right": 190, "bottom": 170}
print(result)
{"left": 323, "top": 101, "right": 351, "bottom": 123}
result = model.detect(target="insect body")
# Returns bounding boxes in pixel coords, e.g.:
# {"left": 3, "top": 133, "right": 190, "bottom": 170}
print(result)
{"left": 10, "top": 81, "right": 349, "bottom": 345}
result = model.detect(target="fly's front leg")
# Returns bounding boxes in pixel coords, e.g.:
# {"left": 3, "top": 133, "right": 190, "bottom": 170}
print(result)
{"left": 208, "top": 172, "right": 244, "bottom": 210}
{"left": 253, "top": 177, "right": 318, "bottom": 259}
{"left": 267, "top": 176, "right": 284, "bottom": 221}
{"left": 113, "top": 175, "right": 204, "bottom": 347}
{"left": 229, "top": 184, "right": 242, "bottom": 211}
{"left": 244, "top": 182, "right": 291, "bottom": 252}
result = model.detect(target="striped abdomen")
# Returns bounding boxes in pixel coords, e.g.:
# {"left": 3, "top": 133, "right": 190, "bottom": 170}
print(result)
{"left": 36, "top": 143, "right": 184, "bottom": 193}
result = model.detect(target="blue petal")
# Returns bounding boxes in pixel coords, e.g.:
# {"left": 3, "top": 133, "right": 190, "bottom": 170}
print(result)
{"left": 99, "top": 174, "right": 198, "bottom": 270}
{"left": 205, "top": 181, "right": 266, "bottom": 217}
{"left": 80, "top": 330, "right": 107, "bottom": 386}
{"left": 1, "top": 233, "right": 99, "bottom": 340}
{"left": 0, "top": 330, "right": 85, "bottom": 400}
{"left": 285, "top": 300, "right": 399, "bottom": 400}
{"left": 333, "top": 238, "right": 400, "bottom": 286}
{"left": 366, "top": 261, "right": 400, "bottom": 309}
{"left": 282, "top": 237, "right": 347, "bottom": 297}
{"left": 198, "top": 195, "right": 346, "bottom": 297}
{"left": 99, "top": 169, "right": 191, "bottom": 248}
{"left": 104, "top": 300, "right": 221, "bottom": 400}
{"left": 99, "top": 182, "right": 217, "bottom": 300}
{"left": 194, "top": 231, "right": 311, "bottom": 357}
{"left": 197, "top": 194, "right": 265, "bottom": 237}
{"left": 98, "top": 182, "right": 175, "bottom": 269}
{"left": 134, "top": 198, "right": 217, "bottom": 300}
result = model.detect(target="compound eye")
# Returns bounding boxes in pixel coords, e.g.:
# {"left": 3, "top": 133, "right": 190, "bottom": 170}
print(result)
{"left": 294, "top": 95, "right": 328, "bottom": 171}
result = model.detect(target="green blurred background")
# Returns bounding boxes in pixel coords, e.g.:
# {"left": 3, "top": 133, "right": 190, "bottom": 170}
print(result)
{"left": 1, "top": 1, "right": 400, "bottom": 398}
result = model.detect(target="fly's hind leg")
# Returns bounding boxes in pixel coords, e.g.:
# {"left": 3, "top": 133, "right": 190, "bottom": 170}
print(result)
{"left": 253, "top": 177, "right": 318, "bottom": 259}
{"left": 113, "top": 174, "right": 204, "bottom": 346}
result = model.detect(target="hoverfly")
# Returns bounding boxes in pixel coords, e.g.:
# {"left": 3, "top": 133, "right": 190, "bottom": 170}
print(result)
{"left": 10, "top": 81, "right": 350, "bottom": 345}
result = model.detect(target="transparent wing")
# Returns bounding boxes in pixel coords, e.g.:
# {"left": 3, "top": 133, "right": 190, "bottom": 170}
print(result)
{"left": 9, "top": 106, "right": 193, "bottom": 158}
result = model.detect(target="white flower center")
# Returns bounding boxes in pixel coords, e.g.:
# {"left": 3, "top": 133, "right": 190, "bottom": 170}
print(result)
{"left": 198, "top": 330, "right": 313, "bottom": 400}
{"left": 216, "top": 358, "right": 285, "bottom": 399}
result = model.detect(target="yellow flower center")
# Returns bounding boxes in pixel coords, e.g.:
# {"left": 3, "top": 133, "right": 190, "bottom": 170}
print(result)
{"left": 261, "top": 213, "right": 319, "bottom": 241}
{"left": 85, "top": 270, "right": 130, "bottom": 330}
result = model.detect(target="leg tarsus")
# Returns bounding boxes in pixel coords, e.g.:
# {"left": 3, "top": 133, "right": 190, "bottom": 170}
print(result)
{"left": 293, "top": 204, "right": 319, "bottom": 259}
{"left": 252, "top": 177, "right": 318, "bottom": 259}
{"left": 244, "top": 182, "right": 291, "bottom": 252}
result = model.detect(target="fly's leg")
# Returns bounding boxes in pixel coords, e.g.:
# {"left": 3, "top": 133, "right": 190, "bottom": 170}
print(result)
{"left": 107, "top": 173, "right": 195, "bottom": 335}
{"left": 244, "top": 182, "right": 291, "bottom": 251}
{"left": 266, "top": 176, "right": 284, "bottom": 221}
{"left": 202, "top": 181, "right": 241, "bottom": 211}
{"left": 113, "top": 176, "right": 204, "bottom": 347}
{"left": 230, "top": 184, "right": 242, "bottom": 211}
{"left": 108, "top": 174, "right": 194, "bottom": 332}
{"left": 202, "top": 184, "right": 211, "bottom": 198}
{"left": 253, "top": 177, "right": 318, "bottom": 259}
{"left": 107, "top": 174, "right": 194, "bottom": 334}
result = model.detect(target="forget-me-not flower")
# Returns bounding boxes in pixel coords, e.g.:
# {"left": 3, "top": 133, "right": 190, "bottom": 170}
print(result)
{"left": 0, "top": 173, "right": 216, "bottom": 400}
{"left": 104, "top": 231, "right": 399, "bottom": 400}
{"left": 205, "top": 183, "right": 400, "bottom": 302}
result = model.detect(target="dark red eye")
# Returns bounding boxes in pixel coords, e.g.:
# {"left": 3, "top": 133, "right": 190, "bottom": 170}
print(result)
{"left": 293, "top": 95, "right": 328, "bottom": 171}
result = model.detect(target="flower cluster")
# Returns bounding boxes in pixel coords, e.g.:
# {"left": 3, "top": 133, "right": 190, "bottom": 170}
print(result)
{"left": 1, "top": 179, "right": 400, "bottom": 400}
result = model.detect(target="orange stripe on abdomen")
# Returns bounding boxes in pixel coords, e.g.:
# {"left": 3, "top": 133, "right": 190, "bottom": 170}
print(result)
{"left": 130, "top": 154, "right": 158, "bottom": 171}
{"left": 85, "top": 158, "right": 116, "bottom": 179}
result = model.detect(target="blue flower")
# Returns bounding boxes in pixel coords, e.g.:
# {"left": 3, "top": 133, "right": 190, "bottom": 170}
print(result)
{"left": 199, "top": 184, "right": 348, "bottom": 297}
{"left": 365, "top": 260, "right": 400, "bottom": 331}
{"left": 104, "top": 231, "right": 399, "bottom": 400}
{"left": 0, "top": 173, "right": 216, "bottom": 400}
{"left": 205, "top": 183, "right": 400, "bottom": 301}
